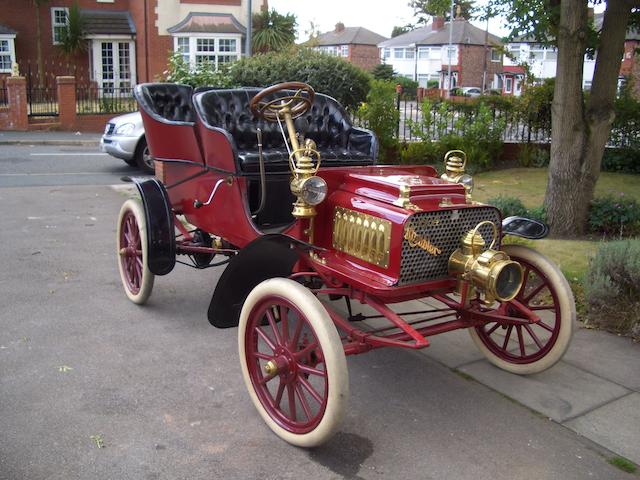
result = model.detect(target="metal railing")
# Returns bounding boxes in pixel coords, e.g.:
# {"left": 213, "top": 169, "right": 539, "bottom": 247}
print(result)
{"left": 27, "top": 86, "right": 58, "bottom": 117}
{"left": 76, "top": 86, "right": 137, "bottom": 115}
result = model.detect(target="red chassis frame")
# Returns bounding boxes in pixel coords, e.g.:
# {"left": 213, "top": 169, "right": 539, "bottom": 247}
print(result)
{"left": 171, "top": 210, "right": 541, "bottom": 359}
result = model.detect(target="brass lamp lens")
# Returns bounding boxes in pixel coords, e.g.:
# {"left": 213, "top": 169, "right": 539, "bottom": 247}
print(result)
{"left": 495, "top": 262, "right": 524, "bottom": 301}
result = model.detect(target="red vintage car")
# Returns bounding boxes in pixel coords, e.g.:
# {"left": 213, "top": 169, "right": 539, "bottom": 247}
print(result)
{"left": 116, "top": 81, "right": 575, "bottom": 447}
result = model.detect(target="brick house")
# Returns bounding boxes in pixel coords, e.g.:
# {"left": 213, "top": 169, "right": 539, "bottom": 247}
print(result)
{"left": 309, "top": 23, "right": 387, "bottom": 71}
{"left": 0, "top": 0, "right": 266, "bottom": 89}
{"left": 378, "top": 16, "right": 503, "bottom": 90}
{"left": 504, "top": 13, "right": 640, "bottom": 96}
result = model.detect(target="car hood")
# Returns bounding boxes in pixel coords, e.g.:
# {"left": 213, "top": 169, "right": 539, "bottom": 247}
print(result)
{"left": 109, "top": 111, "right": 142, "bottom": 127}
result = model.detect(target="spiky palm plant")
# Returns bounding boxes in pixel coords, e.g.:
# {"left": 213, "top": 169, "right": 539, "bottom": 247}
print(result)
{"left": 58, "top": 3, "right": 86, "bottom": 57}
{"left": 252, "top": 9, "right": 297, "bottom": 54}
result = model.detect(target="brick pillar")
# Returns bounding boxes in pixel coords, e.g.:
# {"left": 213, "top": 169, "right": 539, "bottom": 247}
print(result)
{"left": 56, "top": 76, "right": 77, "bottom": 130}
{"left": 6, "top": 76, "right": 28, "bottom": 131}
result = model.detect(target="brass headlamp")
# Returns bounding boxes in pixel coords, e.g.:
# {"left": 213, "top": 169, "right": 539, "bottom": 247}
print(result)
{"left": 441, "top": 150, "right": 473, "bottom": 202}
{"left": 448, "top": 221, "right": 524, "bottom": 305}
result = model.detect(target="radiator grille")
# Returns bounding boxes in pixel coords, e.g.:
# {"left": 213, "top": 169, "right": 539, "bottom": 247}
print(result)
{"left": 399, "top": 207, "right": 501, "bottom": 285}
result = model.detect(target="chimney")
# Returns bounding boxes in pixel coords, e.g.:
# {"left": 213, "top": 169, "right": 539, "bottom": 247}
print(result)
{"left": 432, "top": 16, "right": 445, "bottom": 31}
{"left": 335, "top": 22, "right": 345, "bottom": 33}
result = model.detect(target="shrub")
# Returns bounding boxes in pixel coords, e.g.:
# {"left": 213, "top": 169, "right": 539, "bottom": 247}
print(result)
{"left": 426, "top": 79, "right": 439, "bottom": 88}
{"left": 601, "top": 148, "right": 640, "bottom": 174}
{"left": 452, "top": 102, "right": 505, "bottom": 171}
{"left": 399, "top": 141, "right": 439, "bottom": 165}
{"left": 228, "top": 47, "right": 371, "bottom": 109}
{"left": 517, "top": 143, "right": 550, "bottom": 168}
{"left": 372, "top": 63, "right": 394, "bottom": 81}
{"left": 357, "top": 80, "right": 399, "bottom": 162}
{"left": 584, "top": 239, "right": 640, "bottom": 337}
{"left": 526, "top": 205, "right": 547, "bottom": 223}
{"left": 164, "top": 53, "right": 233, "bottom": 88}
{"left": 588, "top": 195, "right": 640, "bottom": 238}
{"left": 487, "top": 196, "right": 528, "bottom": 218}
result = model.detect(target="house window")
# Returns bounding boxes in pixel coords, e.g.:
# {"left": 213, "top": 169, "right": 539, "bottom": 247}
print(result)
{"left": 51, "top": 7, "right": 69, "bottom": 45}
{"left": 393, "top": 47, "right": 414, "bottom": 59}
{"left": 174, "top": 36, "right": 241, "bottom": 70}
{"left": 508, "top": 45, "right": 521, "bottom": 60}
{"left": 382, "top": 48, "right": 390, "bottom": 59}
{"left": 393, "top": 48, "right": 404, "bottom": 59}
{"left": 529, "top": 48, "right": 544, "bottom": 62}
{"left": 491, "top": 49, "right": 501, "bottom": 62}
{"left": 176, "top": 37, "right": 190, "bottom": 63}
{"left": 341, "top": 45, "right": 349, "bottom": 57}
{"left": 544, "top": 49, "right": 557, "bottom": 61}
{"left": 405, "top": 48, "right": 415, "bottom": 59}
{"left": 0, "top": 38, "right": 16, "bottom": 73}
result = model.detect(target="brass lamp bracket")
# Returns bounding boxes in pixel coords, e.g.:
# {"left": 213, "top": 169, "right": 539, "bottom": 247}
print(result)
{"left": 441, "top": 150, "right": 467, "bottom": 182}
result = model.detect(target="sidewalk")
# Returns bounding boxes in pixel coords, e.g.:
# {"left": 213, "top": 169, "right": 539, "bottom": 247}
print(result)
{"left": 333, "top": 297, "right": 640, "bottom": 467}
{"left": 0, "top": 130, "right": 101, "bottom": 146}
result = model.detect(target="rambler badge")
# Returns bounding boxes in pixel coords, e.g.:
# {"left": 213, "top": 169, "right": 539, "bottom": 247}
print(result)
{"left": 404, "top": 227, "right": 442, "bottom": 256}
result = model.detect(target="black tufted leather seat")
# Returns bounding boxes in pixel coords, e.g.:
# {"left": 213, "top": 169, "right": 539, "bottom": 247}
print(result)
{"left": 193, "top": 88, "right": 377, "bottom": 173}
{"left": 134, "top": 83, "right": 196, "bottom": 124}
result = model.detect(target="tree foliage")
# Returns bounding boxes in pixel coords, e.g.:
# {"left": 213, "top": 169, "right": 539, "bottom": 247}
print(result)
{"left": 409, "top": 0, "right": 474, "bottom": 22}
{"left": 371, "top": 63, "right": 395, "bottom": 81}
{"left": 391, "top": 25, "right": 411, "bottom": 37}
{"left": 252, "top": 9, "right": 297, "bottom": 54}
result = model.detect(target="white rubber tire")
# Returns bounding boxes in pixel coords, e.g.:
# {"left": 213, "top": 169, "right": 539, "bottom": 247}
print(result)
{"left": 468, "top": 245, "right": 575, "bottom": 375}
{"left": 238, "top": 278, "right": 349, "bottom": 448}
{"left": 116, "top": 198, "right": 155, "bottom": 305}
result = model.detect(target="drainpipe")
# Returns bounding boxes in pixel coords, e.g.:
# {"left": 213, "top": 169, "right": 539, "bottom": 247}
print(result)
{"left": 246, "top": 0, "right": 253, "bottom": 57}
{"left": 446, "top": 0, "right": 454, "bottom": 96}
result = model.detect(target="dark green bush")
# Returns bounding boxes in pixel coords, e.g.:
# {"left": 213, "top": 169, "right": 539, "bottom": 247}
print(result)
{"left": 372, "top": 63, "right": 394, "bottom": 81}
{"left": 584, "top": 239, "right": 640, "bottom": 337}
{"left": 487, "top": 196, "right": 528, "bottom": 217}
{"left": 588, "top": 195, "right": 640, "bottom": 238}
{"left": 526, "top": 205, "right": 547, "bottom": 223}
{"left": 517, "top": 143, "right": 550, "bottom": 168}
{"left": 601, "top": 148, "right": 640, "bottom": 174}
{"left": 357, "top": 80, "right": 399, "bottom": 162}
{"left": 399, "top": 141, "right": 439, "bottom": 165}
{"left": 426, "top": 80, "right": 439, "bottom": 88}
{"left": 228, "top": 48, "right": 371, "bottom": 109}
{"left": 164, "top": 52, "right": 234, "bottom": 88}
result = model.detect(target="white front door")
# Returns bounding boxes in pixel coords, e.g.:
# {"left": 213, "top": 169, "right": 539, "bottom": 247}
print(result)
{"left": 92, "top": 40, "right": 136, "bottom": 93}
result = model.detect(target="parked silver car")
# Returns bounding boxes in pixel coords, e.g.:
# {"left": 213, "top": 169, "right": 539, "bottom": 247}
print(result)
{"left": 100, "top": 112, "right": 154, "bottom": 174}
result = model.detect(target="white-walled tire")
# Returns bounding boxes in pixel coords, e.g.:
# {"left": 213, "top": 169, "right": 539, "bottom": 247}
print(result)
{"left": 116, "top": 198, "right": 155, "bottom": 304}
{"left": 238, "top": 278, "right": 348, "bottom": 447}
{"left": 469, "top": 245, "right": 575, "bottom": 375}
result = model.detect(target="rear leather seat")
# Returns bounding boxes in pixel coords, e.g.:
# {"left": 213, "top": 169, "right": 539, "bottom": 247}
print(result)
{"left": 193, "top": 88, "right": 377, "bottom": 173}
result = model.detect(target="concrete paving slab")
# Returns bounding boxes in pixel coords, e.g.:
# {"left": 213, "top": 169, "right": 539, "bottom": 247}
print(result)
{"left": 564, "top": 327, "right": 640, "bottom": 392}
{"left": 565, "top": 393, "right": 640, "bottom": 465}
{"left": 419, "top": 328, "right": 486, "bottom": 368}
{"left": 459, "top": 360, "right": 631, "bottom": 422}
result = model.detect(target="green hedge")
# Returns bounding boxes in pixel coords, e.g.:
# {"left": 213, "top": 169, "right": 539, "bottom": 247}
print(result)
{"left": 228, "top": 48, "right": 371, "bottom": 109}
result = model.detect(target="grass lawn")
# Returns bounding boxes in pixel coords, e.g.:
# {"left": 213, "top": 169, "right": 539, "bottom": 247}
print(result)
{"left": 474, "top": 168, "right": 640, "bottom": 279}
{"left": 474, "top": 168, "right": 640, "bottom": 208}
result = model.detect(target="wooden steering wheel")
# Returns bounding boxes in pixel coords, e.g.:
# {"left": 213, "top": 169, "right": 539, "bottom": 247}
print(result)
{"left": 250, "top": 82, "right": 315, "bottom": 122}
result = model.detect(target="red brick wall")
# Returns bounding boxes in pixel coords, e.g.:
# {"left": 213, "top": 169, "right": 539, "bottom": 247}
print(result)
{"left": 621, "top": 40, "right": 638, "bottom": 77}
{"left": 1, "top": 0, "right": 130, "bottom": 85}
{"left": 348, "top": 45, "right": 380, "bottom": 71}
{"left": 0, "top": 77, "right": 28, "bottom": 130}
{"left": 129, "top": 0, "right": 172, "bottom": 83}
{"left": 457, "top": 44, "right": 502, "bottom": 88}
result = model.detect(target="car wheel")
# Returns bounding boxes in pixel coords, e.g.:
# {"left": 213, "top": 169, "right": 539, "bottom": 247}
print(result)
{"left": 122, "top": 157, "right": 137, "bottom": 167}
{"left": 117, "top": 198, "right": 155, "bottom": 304}
{"left": 239, "top": 278, "right": 348, "bottom": 447}
{"left": 468, "top": 245, "right": 575, "bottom": 374}
{"left": 135, "top": 137, "right": 155, "bottom": 175}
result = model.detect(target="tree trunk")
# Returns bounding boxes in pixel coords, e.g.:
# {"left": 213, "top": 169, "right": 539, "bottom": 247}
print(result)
{"left": 544, "top": 0, "right": 635, "bottom": 237}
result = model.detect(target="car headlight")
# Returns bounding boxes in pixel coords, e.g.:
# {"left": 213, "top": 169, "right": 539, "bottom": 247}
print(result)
{"left": 458, "top": 173, "right": 474, "bottom": 193}
{"left": 300, "top": 176, "right": 327, "bottom": 206}
{"left": 114, "top": 123, "right": 135, "bottom": 136}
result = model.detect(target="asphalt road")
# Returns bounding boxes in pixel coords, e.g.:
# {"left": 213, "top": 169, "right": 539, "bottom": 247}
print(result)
{"left": 0, "top": 144, "right": 142, "bottom": 188}
{"left": 0, "top": 148, "right": 633, "bottom": 479}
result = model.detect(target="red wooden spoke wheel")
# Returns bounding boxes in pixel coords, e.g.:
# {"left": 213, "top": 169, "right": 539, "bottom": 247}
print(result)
{"left": 469, "top": 245, "right": 575, "bottom": 374}
{"left": 239, "top": 278, "right": 348, "bottom": 447}
{"left": 116, "top": 198, "right": 154, "bottom": 304}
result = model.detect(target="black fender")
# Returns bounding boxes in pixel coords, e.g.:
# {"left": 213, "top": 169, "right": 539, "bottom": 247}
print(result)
{"left": 207, "top": 234, "right": 317, "bottom": 328}
{"left": 130, "top": 177, "right": 176, "bottom": 275}
{"left": 502, "top": 216, "right": 549, "bottom": 240}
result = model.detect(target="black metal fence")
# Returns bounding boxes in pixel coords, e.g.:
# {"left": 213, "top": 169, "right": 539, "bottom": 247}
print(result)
{"left": 27, "top": 86, "right": 58, "bottom": 117}
{"left": 0, "top": 88, "right": 7, "bottom": 107}
{"left": 76, "top": 86, "right": 137, "bottom": 115}
{"left": 351, "top": 99, "right": 552, "bottom": 144}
